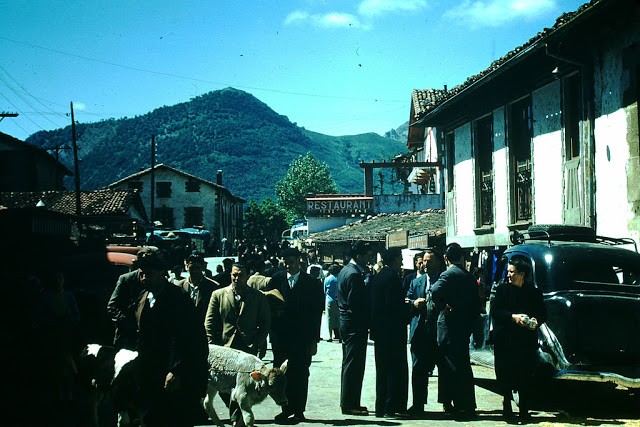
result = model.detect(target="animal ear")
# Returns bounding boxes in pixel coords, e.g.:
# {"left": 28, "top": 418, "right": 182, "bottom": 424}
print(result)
{"left": 279, "top": 359, "right": 288, "bottom": 373}
{"left": 250, "top": 370, "right": 265, "bottom": 381}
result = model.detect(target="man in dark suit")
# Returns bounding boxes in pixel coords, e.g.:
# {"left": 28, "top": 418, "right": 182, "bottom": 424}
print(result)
{"left": 431, "top": 243, "right": 479, "bottom": 419}
{"left": 402, "top": 252, "right": 424, "bottom": 294}
{"left": 337, "top": 241, "right": 375, "bottom": 416}
{"left": 175, "top": 253, "right": 221, "bottom": 323}
{"left": 107, "top": 269, "right": 143, "bottom": 350}
{"left": 370, "top": 248, "right": 409, "bottom": 419}
{"left": 267, "top": 247, "right": 324, "bottom": 424}
{"left": 134, "top": 248, "right": 209, "bottom": 426}
{"left": 406, "top": 249, "right": 444, "bottom": 416}
{"left": 212, "top": 257, "right": 235, "bottom": 287}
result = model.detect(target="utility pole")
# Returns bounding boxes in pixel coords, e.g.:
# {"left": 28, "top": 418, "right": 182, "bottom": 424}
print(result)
{"left": 0, "top": 112, "right": 18, "bottom": 123}
{"left": 150, "top": 134, "right": 155, "bottom": 234}
{"left": 70, "top": 102, "right": 81, "bottom": 216}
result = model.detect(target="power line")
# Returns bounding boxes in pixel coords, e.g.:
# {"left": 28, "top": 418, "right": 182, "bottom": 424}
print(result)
{"left": 0, "top": 35, "right": 406, "bottom": 104}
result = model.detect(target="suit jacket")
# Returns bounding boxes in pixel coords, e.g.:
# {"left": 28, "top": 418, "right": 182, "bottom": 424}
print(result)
{"left": 137, "top": 281, "right": 209, "bottom": 397}
{"left": 204, "top": 285, "right": 270, "bottom": 353}
{"left": 107, "top": 270, "right": 144, "bottom": 350}
{"left": 406, "top": 271, "right": 441, "bottom": 344}
{"left": 369, "top": 266, "right": 408, "bottom": 343}
{"left": 431, "top": 264, "right": 480, "bottom": 346}
{"left": 175, "top": 276, "right": 220, "bottom": 323}
{"left": 247, "top": 273, "right": 272, "bottom": 290}
{"left": 267, "top": 269, "right": 324, "bottom": 348}
{"left": 336, "top": 262, "right": 370, "bottom": 333}
{"left": 402, "top": 271, "right": 417, "bottom": 294}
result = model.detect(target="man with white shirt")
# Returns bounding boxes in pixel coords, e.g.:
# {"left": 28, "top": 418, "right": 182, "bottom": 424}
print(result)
{"left": 406, "top": 249, "right": 445, "bottom": 416}
{"left": 266, "top": 247, "right": 324, "bottom": 424}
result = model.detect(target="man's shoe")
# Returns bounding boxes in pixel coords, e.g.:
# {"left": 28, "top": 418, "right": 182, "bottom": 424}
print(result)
{"left": 384, "top": 411, "right": 411, "bottom": 420}
{"left": 294, "top": 412, "right": 306, "bottom": 421}
{"left": 443, "top": 402, "right": 455, "bottom": 414}
{"left": 454, "top": 409, "right": 477, "bottom": 421}
{"left": 274, "top": 410, "right": 293, "bottom": 423}
{"left": 408, "top": 405, "right": 425, "bottom": 416}
{"left": 341, "top": 407, "right": 368, "bottom": 416}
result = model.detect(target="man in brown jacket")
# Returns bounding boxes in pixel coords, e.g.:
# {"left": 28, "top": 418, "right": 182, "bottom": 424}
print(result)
{"left": 204, "top": 262, "right": 271, "bottom": 427}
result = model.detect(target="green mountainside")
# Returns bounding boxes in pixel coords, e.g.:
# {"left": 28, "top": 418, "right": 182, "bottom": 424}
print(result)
{"left": 27, "top": 87, "right": 405, "bottom": 202}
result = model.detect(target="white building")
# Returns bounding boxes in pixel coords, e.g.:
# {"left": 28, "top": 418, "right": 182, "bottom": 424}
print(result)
{"left": 108, "top": 164, "right": 244, "bottom": 248}
{"left": 411, "top": 0, "right": 640, "bottom": 251}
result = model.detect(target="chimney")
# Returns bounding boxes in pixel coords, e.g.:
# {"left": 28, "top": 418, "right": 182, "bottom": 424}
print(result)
{"left": 216, "top": 170, "right": 223, "bottom": 186}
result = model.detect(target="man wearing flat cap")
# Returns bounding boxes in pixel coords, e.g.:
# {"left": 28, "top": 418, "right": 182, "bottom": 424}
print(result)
{"left": 266, "top": 247, "right": 324, "bottom": 424}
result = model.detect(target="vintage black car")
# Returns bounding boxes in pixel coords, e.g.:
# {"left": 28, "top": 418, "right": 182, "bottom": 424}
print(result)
{"left": 475, "top": 225, "right": 640, "bottom": 393}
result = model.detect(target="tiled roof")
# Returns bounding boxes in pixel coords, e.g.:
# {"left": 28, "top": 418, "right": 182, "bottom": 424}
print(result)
{"left": 0, "top": 189, "right": 143, "bottom": 217}
{"left": 411, "top": 89, "right": 446, "bottom": 122}
{"left": 415, "top": 0, "right": 601, "bottom": 119}
{"left": 107, "top": 163, "right": 245, "bottom": 203}
{"left": 308, "top": 209, "right": 445, "bottom": 243}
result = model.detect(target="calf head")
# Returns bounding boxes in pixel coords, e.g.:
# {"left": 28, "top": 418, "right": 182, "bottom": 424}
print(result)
{"left": 256, "top": 359, "right": 288, "bottom": 407}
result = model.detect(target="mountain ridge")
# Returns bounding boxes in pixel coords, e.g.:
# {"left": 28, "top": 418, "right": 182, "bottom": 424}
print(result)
{"left": 26, "top": 88, "right": 407, "bottom": 202}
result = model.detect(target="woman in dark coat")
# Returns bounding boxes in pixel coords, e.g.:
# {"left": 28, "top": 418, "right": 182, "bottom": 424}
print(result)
{"left": 491, "top": 256, "right": 547, "bottom": 419}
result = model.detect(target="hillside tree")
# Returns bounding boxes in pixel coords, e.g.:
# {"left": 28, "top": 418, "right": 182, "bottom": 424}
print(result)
{"left": 275, "top": 152, "right": 338, "bottom": 223}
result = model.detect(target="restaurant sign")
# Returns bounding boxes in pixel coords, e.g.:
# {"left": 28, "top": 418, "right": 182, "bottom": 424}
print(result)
{"left": 306, "top": 197, "right": 374, "bottom": 215}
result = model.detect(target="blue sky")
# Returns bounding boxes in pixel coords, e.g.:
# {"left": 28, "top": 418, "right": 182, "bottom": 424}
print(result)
{"left": 1, "top": 0, "right": 586, "bottom": 141}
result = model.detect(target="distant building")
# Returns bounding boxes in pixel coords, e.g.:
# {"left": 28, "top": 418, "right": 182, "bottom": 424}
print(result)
{"left": 0, "top": 131, "right": 71, "bottom": 191}
{"left": 107, "top": 164, "right": 244, "bottom": 250}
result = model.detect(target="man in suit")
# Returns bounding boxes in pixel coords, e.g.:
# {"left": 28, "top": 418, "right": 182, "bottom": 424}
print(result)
{"left": 107, "top": 268, "right": 143, "bottom": 350}
{"left": 337, "top": 241, "right": 375, "bottom": 416}
{"left": 402, "top": 252, "right": 424, "bottom": 294}
{"left": 431, "top": 243, "right": 479, "bottom": 419}
{"left": 205, "top": 262, "right": 271, "bottom": 427}
{"left": 369, "top": 248, "right": 409, "bottom": 419}
{"left": 266, "top": 247, "right": 324, "bottom": 424}
{"left": 134, "top": 248, "right": 209, "bottom": 426}
{"left": 406, "top": 249, "right": 444, "bottom": 416}
{"left": 175, "top": 253, "right": 221, "bottom": 323}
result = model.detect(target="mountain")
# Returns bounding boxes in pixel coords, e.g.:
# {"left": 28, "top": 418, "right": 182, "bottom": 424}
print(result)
{"left": 26, "top": 88, "right": 406, "bottom": 202}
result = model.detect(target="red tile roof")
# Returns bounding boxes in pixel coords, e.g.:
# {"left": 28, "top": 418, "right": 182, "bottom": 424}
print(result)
{"left": 0, "top": 189, "right": 144, "bottom": 217}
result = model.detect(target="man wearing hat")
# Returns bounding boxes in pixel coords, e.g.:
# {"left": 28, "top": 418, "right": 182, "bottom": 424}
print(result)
{"left": 175, "top": 253, "right": 221, "bottom": 323}
{"left": 266, "top": 247, "right": 324, "bottom": 424}
{"left": 132, "top": 248, "right": 209, "bottom": 426}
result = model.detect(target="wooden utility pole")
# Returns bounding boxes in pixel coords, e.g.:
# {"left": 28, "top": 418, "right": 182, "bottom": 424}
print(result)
{"left": 0, "top": 112, "right": 18, "bottom": 123}
{"left": 70, "top": 102, "right": 81, "bottom": 216}
{"left": 150, "top": 135, "right": 155, "bottom": 233}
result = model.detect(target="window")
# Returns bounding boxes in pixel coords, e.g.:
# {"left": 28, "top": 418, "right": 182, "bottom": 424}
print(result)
{"left": 184, "top": 207, "right": 204, "bottom": 227}
{"left": 508, "top": 97, "right": 533, "bottom": 222}
{"left": 563, "top": 73, "right": 582, "bottom": 160}
{"left": 445, "top": 132, "right": 455, "bottom": 192}
{"left": 127, "top": 181, "right": 143, "bottom": 192}
{"left": 185, "top": 179, "right": 201, "bottom": 192}
{"left": 154, "top": 207, "right": 174, "bottom": 228}
{"left": 156, "top": 182, "right": 172, "bottom": 198}
{"left": 475, "top": 116, "right": 493, "bottom": 226}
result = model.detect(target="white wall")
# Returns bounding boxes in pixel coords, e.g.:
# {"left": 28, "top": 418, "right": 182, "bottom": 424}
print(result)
{"left": 531, "top": 82, "right": 564, "bottom": 224}
{"left": 492, "top": 107, "right": 510, "bottom": 240}
{"left": 453, "top": 123, "right": 476, "bottom": 242}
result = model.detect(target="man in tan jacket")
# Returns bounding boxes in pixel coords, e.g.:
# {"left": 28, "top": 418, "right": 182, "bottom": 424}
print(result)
{"left": 205, "top": 262, "right": 271, "bottom": 426}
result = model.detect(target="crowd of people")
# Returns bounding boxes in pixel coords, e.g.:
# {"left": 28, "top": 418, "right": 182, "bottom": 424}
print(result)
{"left": 11, "top": 235, "right": 547, "bottom": 426}
{"left": 333, "top": 241, "right": 546, "bottom": 422}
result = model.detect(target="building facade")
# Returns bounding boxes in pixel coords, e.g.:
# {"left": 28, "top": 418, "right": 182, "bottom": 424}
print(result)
{"left": 108, "top": 164, "right": 244, "bottom": 248}
{"left": 411, "top": 0, "right": 640, "bottom": 251}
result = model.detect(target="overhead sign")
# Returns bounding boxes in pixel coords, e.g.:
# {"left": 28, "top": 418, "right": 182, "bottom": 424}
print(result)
{"left": 306, "top": 196, "right": 373, "bottom": 216}
{"left": 386, "top": 230, "right": 408, "bottom": 248}
{"left": 408, "top": 234, "right": 429, "bottom": 249}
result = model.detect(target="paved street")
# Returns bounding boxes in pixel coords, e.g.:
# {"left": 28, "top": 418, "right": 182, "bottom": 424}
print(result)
{"left": 204, "top": 314, "right": 640, "bottom": 426}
